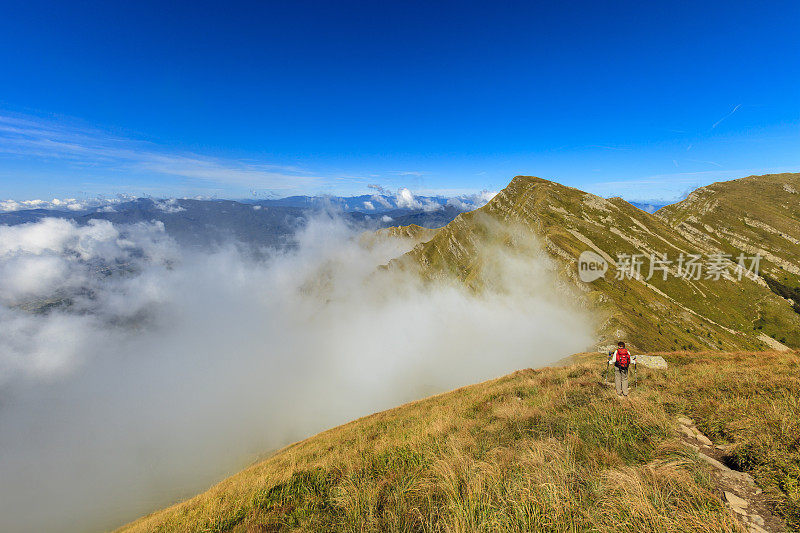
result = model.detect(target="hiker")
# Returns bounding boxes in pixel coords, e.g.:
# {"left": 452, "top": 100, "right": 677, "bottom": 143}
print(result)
{"left": 608, "top": 341, "right": 636, "bottom": 396}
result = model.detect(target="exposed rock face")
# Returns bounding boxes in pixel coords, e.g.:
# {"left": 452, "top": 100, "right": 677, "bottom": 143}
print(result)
{"left": 757, "top": 333, "right": 792, "bottom": 352}
{"left": 390, "top": 175, "right": 800, "bottom": 351}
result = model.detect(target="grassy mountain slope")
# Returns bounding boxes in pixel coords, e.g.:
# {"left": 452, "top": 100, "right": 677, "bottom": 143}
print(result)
{"left": 380, "top": 224, "right": 439, "bottom": 242}
{"left": 657, "top": 173, "right": 800, "bottom": 316}
{"left": 391, "top": 176, "right": 800, "bottom": 351}
{"left": 117, "top": 173, "right": 800, "bottom": 532}
{"left": 360, "top": 224, "right": 438, "bottom": 249}
{"left": 119, "top": 350, "right": 800, "bottom": 532}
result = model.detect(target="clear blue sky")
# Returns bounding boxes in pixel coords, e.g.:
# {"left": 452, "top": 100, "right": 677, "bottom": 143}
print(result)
{"left": 1, "top": 0, "right": 798, "bottom": 201}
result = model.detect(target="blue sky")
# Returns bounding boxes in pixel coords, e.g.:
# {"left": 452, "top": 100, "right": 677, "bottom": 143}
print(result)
{"left": 0, "top": 0, "right": 798, "bottom": 202}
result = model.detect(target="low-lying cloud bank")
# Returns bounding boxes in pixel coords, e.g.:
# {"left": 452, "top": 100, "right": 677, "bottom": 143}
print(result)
{"left": 0, "top": 215, "right": 592, "bottom": 532}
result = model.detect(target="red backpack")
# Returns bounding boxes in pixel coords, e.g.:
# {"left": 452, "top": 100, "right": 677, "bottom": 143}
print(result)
{"left": 615, "top": 348, "right": 630, "bottom": 369}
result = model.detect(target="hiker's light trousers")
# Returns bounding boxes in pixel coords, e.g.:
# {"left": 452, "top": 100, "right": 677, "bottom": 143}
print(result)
{"left": 614, "top": 367, "right": 629, "bottom": 396}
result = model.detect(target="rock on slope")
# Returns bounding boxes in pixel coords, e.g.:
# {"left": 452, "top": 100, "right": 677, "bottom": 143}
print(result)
{"left": 390, "top": 175, "right": 800, "bottom": 351}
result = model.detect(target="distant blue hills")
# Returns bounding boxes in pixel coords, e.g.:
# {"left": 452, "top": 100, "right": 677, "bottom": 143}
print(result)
{"left": 0, "top": 194, "right": 469, "bottom": 249}
{"left": 628, "top": 201, "right": 671, "bottom": 213}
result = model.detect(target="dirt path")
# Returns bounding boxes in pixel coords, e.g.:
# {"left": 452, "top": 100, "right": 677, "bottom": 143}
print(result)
{"left": 677, "top": 416, "right": 787, "bottom": 533}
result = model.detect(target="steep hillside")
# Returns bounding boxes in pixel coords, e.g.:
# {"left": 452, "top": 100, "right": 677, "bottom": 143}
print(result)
{"left": 657, "top": 173, "right": 800, "bottom": 315}
{"left": 391, "top": 176, "right": 800, "bottom": 351}
{"left": 119, "top": 350, "right": 800, "bottom": 532}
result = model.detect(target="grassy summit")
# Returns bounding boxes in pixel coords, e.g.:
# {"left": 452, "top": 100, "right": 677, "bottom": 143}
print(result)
{"left": 118, "top": 351, "right": 800, "bottom": 532}
{"left": 391, "top": 174, "right": 800, "bottom": 351}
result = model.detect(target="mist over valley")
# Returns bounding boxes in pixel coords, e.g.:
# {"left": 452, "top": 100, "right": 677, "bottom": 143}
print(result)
{"left": 0, "top": 197, "right": 592, "bottom": 532}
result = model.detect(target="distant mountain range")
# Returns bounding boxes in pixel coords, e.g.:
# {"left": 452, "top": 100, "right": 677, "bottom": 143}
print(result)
{"left": 251, "top": 193, "right": 448, "bottom": 212}
{"left": 0, "top": 196, "right": 468, "bottom": 249}
{"left": 628, "top": 201, "right": 671, "bottom": 213}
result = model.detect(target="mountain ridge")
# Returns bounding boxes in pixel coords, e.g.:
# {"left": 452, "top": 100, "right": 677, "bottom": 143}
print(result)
{"left": 657, "top": 172, "right": 800, "bottom": 311}
{"left": 390, "top": 174, "right": 800, "bottom": 351}
{"left": 114, "top": 172, "right": 800, "bottom": 532}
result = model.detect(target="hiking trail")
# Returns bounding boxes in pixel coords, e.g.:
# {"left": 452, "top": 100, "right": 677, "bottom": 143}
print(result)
{"left": 677, "top": 416, "right": 787, "bottom": 533}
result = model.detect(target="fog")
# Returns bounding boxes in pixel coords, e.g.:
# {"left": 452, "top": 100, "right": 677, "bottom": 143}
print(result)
{"left": 0, "top": 214, "right": 593, "bottom": 532}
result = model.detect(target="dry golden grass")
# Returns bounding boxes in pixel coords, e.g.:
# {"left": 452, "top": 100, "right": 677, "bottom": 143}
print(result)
{"left": 118, "top": 351, "right": 800, "bottom": 532}
{"left": 647, "top": 350, "right": 800, "bottom": 529}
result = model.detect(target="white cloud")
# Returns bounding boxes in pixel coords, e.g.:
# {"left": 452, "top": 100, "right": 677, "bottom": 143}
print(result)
{"left": 153, "top": 198, "right": 185, "bottom": 214}
{"left": 52, "top": 198, "right": 86, "bottom": 211}
{"left": 381, "top": 215, "right": 393, "bottom": 222}
{"left": 0, "top": 194, "right": 138, "bottom": 213}
{"left": 447, "top": 190, "right": 498, "bottom": 211}
{"left": 394, "top": 188, "right": 442, "bottom": 212}
{"left": 0, "top": 218, "right": 118, "bottom": 259}
{"left": 477, "top": 190, "right": 498, "bottom": 204}
{"left": 0, "top": 218, "right": 172, "bottom": 308}
{"left": 362, "top": 201, "right": 374, "bottom": 210}
{"left": 0, "top": 254, "right": 69, "bottom": 301}
{"left": 371, "top": 194, "right": 393, "bottom": 209}
{"left": 446, "top": 198, "right": 472, "bottom": 211}
{"left": 0, "top": 215, "right": 592, "bottom": 532}
{"left": 0, "top": 198, "right": 85, "bottom": 212}
{"left": 395, "top": 187, "right": 419, "bottom": 209}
